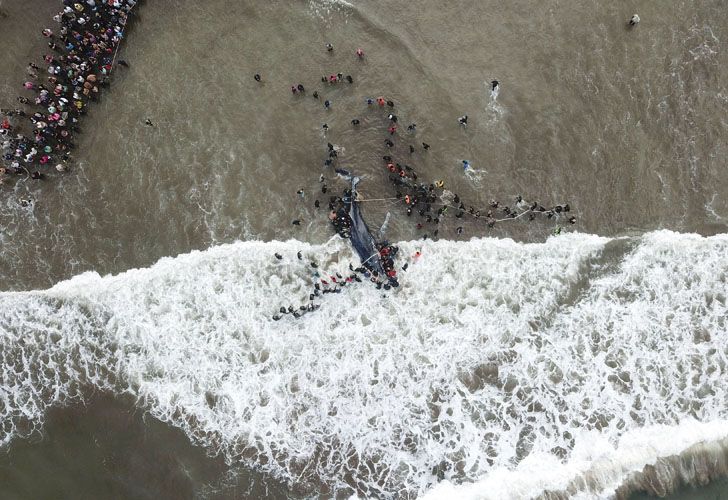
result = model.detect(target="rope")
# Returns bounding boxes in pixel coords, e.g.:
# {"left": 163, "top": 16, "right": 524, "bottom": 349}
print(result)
{"left": 355, "top": 192, "right": 564, "bottom": 227}
{"left": 360, "top": 251, "right": 381, "bottom": 266}
{"left": 434, "top": 200, "right": 561, "bottom": 225}
{"left": 356, "top": 197, "right": 400, "bottom": 202}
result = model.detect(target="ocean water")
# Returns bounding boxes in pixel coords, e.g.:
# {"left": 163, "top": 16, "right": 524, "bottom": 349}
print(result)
{"left": 1, "top": 0, "right": 728, "bottom": 498}
{"left": 3, "top": 231, "right": 728, "bottom": 498}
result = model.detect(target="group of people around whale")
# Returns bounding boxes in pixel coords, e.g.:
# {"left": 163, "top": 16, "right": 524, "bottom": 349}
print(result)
{"left": 1, "top": 0, "right": 137, "bottom": 184}
{"left": 270, "top": 43, "right": 577, "bottom": 319}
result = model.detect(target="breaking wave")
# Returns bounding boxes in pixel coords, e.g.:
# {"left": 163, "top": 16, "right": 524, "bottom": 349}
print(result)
{"left": 1, "top": 230, "right": 727, "bottom": 498}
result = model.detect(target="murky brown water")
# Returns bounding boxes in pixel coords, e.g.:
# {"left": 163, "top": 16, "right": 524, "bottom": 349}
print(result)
{"left": 1, "top": 0, "right": 728, "bottom": 498}
{"left": 0, "top": 394, "right": 290, "bottom": 499}
{"left": 2, "top": 0, "right": 726, "bottom": 292}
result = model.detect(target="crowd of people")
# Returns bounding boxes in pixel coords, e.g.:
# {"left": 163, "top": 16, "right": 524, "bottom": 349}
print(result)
{"left": 0, "top": 0, "right": 138, "bottom": 184}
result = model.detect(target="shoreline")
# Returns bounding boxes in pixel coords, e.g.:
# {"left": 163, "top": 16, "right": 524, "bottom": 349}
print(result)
{"left": 621, "top": 436, "right": 728, "bottom": 499}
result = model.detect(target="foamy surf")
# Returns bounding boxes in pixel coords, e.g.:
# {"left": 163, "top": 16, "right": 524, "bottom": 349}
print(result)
{"left": 1, "top": 230, "right": 727, "bottom": 498}
{"left": 423, "top": 420, "right": 728, "bottom": 500}
{"left": 307, "top": 0, "right": 355, "bottom": 21}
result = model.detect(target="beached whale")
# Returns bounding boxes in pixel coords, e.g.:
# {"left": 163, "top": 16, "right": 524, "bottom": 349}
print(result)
{"left": 335, "top": 169, "right": 398, "bottom": 286}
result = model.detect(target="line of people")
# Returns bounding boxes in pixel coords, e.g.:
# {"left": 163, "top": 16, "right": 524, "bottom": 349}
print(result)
{"left": 271, "top": 252, "right": 367, "bottom": 321}
{"left": 1, "top": 0, "right": 138, "bottom": 184}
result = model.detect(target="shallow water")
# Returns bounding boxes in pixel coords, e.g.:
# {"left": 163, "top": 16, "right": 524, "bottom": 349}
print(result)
{"left": 0, "top": 394, "right": 289, "bottom": 499}
{"left": 1, "top": 0, "right": 726, "bottom": 291}
{"left": 1, "top": 0, "right": 728, "bottom": 498}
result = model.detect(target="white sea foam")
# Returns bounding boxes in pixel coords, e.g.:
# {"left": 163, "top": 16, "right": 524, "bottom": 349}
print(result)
{"left": 483, "top": 80, "right": 506, "bottom": 139}
{"left": 705, "top": 193, "right": 726, "bottom": 222}
{"left": 307, "top": 0, "right": 354, "bottom": 22}
{"left": 1, "top": 231, "right": 728, "bottom": 498}
{"left": 424, "top": 420, "right": 728, "bottom": 500}
{"left": 485, "top": 80, "right": 502, "bottom": 112}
